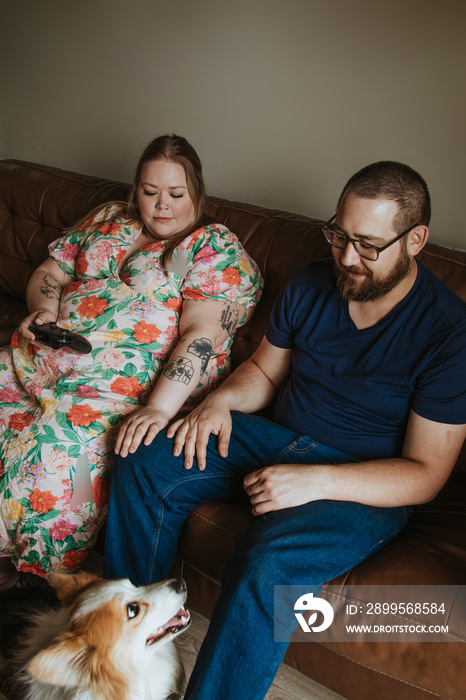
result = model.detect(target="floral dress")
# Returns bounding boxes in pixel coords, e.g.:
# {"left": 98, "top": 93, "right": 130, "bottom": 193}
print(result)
{"left": 0, "top": 206, "right": 262, "bottom": 576}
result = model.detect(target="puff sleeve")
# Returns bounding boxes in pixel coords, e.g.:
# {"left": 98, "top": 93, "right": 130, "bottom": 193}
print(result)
{"left": 178, "top": 224, "right": 263, "bottom": 325}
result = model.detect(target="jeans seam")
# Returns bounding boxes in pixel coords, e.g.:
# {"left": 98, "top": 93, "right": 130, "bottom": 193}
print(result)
{"left": 273, "top": 437, "right": 318, "bottom": 464}
{"left": 147, "top": 501, "right": 164, "bottom": 583}
{"left": 146, "top": 472, "right": 241, "bottom": 583}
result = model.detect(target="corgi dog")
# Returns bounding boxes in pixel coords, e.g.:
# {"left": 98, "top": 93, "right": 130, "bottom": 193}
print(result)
{"left": 8, "top": 571, "right": 191, "bottom": 700}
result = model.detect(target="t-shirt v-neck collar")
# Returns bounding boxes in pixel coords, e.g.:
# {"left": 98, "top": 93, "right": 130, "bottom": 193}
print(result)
{"left": 343, "top": 261, "right": 422, "bottom": 335}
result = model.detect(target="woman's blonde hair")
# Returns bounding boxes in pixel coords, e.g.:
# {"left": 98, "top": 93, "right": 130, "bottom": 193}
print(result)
{"left": 69, "top": 134, "right": 208, "bottom": 268}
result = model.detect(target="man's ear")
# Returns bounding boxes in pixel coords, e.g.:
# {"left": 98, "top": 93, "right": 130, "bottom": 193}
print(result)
{"left": 407, "top": 225, "right": 429, "bottom": 256}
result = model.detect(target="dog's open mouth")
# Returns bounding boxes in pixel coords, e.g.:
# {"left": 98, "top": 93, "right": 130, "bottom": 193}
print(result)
{"left": 146, "top": 607, "right": 191, "bottom": 645}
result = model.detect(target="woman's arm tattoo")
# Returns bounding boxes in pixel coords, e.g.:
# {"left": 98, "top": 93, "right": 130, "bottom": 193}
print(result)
{"left": 163, "top": 356, "right": 195, "bottom": 385}
{"left": 219, "top": 303, "right": 241, "bottom": 333}
{"left": 187, "top": 337, "right": 214, "bottom": 375}
{"left": 39, "top": 273, "right": 62, "bottom": 300}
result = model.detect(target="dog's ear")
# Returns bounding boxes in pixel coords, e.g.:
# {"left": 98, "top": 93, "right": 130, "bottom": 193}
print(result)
{"left": 26, "top": 633, "right": 89, "bottom": 688}
{"left": 26, "top": 631, "right": 129, "bottom": 697}
{"left": 46, "top": 571, "right": 102, "bottom": 606}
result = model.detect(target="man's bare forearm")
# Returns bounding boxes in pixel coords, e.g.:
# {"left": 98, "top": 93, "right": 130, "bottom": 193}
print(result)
{"left": 309, "top": 458, "right": 438, "bottom": 507}
{"left": 212, "top": 357, "right": 279, "bottom": 414}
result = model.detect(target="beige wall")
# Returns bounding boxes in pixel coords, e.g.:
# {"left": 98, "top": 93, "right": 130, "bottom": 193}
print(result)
{"left": 1, "top": 0, "right": 465, "bottom": 249}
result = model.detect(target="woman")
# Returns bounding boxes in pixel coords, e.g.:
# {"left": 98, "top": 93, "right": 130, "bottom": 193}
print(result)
{"left": 0, "top": 135, "right": 263, "bottom": 587}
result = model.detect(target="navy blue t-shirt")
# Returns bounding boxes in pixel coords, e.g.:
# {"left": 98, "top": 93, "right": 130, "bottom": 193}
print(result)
{"left": 266, "top": 259, "right": 466, "bottom": 461}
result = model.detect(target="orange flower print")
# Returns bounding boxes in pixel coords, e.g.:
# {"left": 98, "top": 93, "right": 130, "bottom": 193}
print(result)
{"left": 77, "top": 295, "right": 109, "bottom": 319}
{"left": 115, "top": 248, "right": 126, "bottom": 266}
{"left": 64, "top": 280, "right": 82, "bottom": 295}
{"left": 111, "top": 376, "right": 144, "bottom": 399}
{"left": 93, "top": 475, "right": 111, "bottom": 509}
{"left": 8, "top": 412, "right": 35, "bottom": 432}
{"left": 187, "top": 229, "right": 204, "bottom": 247}
{"left": 183, "top": 288, "right": 206, "bottom": 301}
{"left": 67, "top": 403, "right": 102, "bottom": 427}
{"left": 132, "top": 321, "right": 161, "bottom": 344}
{"left": 19, "top": 561, "right": 46, "bottom": 577}
{"left": 145, "top": 241, "right": 164, "bottom": 252}
{"left": 11, "top": 331, "right": 20, "bottom": 348}
{"left": 76, "top": 216, "right": 93, "bottom": 232}
{"left": 97, "top": 222, "right": 113, "bottom": 236}
{"left": 63, "top": 549, "right": 88, "bottom": 571}
{"left": 29, "top": 488, "right": 59, "bottom": 514}
{"left": 222, "top": 266, "right": 241, "bottom": 287}
{"left": 164, "top": 297, "right": 182, "bottom": 313}
{"left": 76, "top": 254, "right": 89, "bottom": 275}
{"left": 215, "top": 352, "right": 228, "bottom": 368}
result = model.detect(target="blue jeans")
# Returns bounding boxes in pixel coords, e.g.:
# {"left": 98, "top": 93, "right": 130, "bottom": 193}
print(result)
{"left": 104, "top": 411, "right": 410, "bottom": 700}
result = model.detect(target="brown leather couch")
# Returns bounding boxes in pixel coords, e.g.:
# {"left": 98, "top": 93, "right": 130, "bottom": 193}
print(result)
{"left": 1, "top": 159, "right": 465, "bottom": 700}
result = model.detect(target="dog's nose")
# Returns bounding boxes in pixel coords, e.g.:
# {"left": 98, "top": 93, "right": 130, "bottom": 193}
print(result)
{"left": 170, "top": 578, "right": 186, "bottom": 594}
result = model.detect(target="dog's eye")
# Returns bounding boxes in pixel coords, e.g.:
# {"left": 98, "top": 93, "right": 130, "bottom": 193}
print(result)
{"left": 127, "top": 602, "right": 140, "bottom": 619}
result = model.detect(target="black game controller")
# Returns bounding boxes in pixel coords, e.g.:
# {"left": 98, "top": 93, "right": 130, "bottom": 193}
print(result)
{"left": 28, "top": 322, "right": 92, "bottom": 354}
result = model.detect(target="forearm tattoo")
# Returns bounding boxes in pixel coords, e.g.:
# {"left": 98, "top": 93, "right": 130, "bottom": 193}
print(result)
{"left": 39, "top": 274, "right": 62, "bottom": 301}
{"left": 220, "top": 303, "right": 241, "bottom": 334}
{"left": 187, "top": 337, "right": 214, "bottom": 375}
{"left": 163, "top": 356, "right": 195, "bottom": 385}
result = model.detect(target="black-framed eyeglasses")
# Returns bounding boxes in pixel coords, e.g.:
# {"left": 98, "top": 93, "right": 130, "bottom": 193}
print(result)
{"left": 322, "top": 215, "right": 419, "bottom": 261}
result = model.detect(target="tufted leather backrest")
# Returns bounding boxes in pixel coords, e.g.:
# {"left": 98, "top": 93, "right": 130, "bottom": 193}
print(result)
{"left": 1, "top": 158, "right": 465, "bottom": 370}
{"left": 0, "top": 160, "right": 130, "bottom": 300}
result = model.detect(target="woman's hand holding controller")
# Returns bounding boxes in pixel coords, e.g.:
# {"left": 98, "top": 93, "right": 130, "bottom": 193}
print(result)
{"left": 19, "top": 310, "right": 57, "bottom": 345}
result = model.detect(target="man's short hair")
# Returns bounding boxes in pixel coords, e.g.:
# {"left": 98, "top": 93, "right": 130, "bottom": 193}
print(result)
{"left": 337, "top": 161, "right": 431, "bottom": 233}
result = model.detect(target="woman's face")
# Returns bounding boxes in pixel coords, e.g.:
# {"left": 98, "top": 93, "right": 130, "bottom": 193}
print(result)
{"left": 137, "top": 159, "right": 196, "bottom": 240}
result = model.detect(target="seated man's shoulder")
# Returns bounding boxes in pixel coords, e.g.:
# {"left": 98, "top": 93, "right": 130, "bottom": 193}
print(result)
{"left": 419, "top": 263, "right": 466, "bottom": 325}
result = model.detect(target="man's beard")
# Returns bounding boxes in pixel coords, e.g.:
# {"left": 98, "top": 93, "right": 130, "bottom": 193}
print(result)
{"left": 333, "top": 249, "right": 412, "bottom": 302}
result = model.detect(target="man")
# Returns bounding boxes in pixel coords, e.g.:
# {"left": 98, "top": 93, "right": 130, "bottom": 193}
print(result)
{"left": 104, "top": 162, "right": 466, "bottom": 700}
